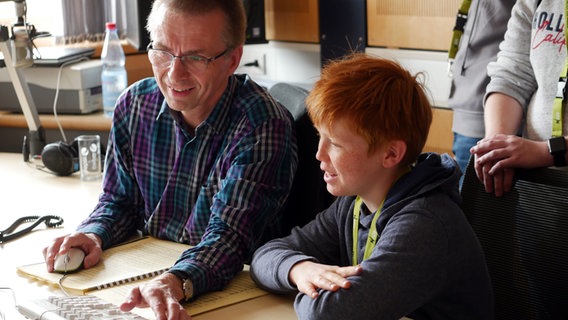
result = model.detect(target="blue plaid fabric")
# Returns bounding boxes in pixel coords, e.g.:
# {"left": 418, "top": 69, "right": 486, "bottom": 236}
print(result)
{"left": 77, "top": 74, "right": 297, "bottom": 295}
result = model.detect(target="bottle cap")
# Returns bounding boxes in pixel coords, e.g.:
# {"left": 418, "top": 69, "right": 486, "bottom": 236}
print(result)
{"left": 105, "top": 22, "right": 117, "bottom": 30}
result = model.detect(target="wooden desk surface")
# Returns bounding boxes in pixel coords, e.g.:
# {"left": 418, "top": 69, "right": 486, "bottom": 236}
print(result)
{"left": 0, "top": 111, "right": 112, "bottom": 131}
{"left": 0, "top": 152, "right": 296, "bottom": 320}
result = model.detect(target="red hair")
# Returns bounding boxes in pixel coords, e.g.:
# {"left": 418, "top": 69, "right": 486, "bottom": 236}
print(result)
{"left": 306, "top": 53, "right": 433, "bottom": 166}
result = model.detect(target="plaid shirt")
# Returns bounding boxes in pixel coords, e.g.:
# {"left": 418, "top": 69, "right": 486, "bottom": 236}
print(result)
{"left": 77, "top": 74, "right": 297, "bottom": 296}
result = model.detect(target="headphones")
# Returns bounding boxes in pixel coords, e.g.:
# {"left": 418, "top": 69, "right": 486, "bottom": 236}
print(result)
{"left": 41, "top": 139, "right": 81, "bottom": 176}
{"left": 23, "top": 136, "right": 106, "bottom": 176}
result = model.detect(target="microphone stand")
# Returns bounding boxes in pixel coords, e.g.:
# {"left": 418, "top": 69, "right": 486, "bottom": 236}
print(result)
{"left": 0, "top": 24, "right": 45, "bottom": 158}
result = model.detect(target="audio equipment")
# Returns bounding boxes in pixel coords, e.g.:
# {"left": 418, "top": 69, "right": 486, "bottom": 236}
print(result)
{"left": 23, "top": 136, "right": 106, "bottom": 176}
{"left": 243, "top": 0, "right": 267, "bottom": 44}
{"left": 41, "top": 139, "right": 80, "bottom": 176}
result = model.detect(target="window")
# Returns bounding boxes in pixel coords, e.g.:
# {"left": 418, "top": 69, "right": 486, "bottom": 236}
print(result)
{"left": 0, "top": 0, "right": 124, "bottom": 46}
{"left": 0, "top": 0, "right": 63, "bottom": 43}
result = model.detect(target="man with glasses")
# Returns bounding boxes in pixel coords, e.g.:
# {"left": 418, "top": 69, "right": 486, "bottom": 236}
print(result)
{"left": 42, "top": 0, "right": 298, "bottom": 319}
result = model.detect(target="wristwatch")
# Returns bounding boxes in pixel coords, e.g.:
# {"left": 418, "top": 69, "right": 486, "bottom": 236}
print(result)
{"left": 548, "top": 136, "right": 567, "bottom": 167}
{"left": 169, "top": 271, "right": 194, "bottom": 302}
{"left": 181, "top": 277, "right": 194, "bottom": 302}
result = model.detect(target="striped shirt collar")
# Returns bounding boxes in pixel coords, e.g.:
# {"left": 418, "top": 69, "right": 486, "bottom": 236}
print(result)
{"left": 156, "top": 76, "right": 237, "bottom": 137}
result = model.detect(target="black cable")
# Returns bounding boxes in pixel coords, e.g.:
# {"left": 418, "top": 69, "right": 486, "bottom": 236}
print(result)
{"left": 0, "top": 215, "right": 64, "bottom": 244}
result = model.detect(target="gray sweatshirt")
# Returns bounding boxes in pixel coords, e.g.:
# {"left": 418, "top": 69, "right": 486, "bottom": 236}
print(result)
{"left": 448, "top": 0, "right": 517, "bottom": 138}
{"left": 250, "top": 153, "right": 493, "bottom": 320}
{"left": 486, "top": 0, "right": 567, "bottom": 140}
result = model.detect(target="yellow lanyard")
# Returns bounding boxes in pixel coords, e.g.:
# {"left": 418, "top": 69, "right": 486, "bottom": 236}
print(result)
{"left": 552, "top": 0, "right": 568, "bottom": 137}
{"left": 448, "top": 0, "right": 473, "bottom": 76}
{"left": 448, "top": 0, "right": 472, "bottom": 60}
{"left": 351, "top": 196, "right": 384, "bottom": 266}
{"left": 351, "top": 168, "right": 409, "bottom": 266}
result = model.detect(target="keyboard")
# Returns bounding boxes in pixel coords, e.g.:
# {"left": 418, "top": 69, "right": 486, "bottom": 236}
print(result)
{"left": 16, "top": 295, "right": 148, "bottom": 320}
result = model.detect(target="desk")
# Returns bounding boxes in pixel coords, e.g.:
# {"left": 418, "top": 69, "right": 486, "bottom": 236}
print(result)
{"left": 0, "top": 152, "right": 296, "bottom": 320}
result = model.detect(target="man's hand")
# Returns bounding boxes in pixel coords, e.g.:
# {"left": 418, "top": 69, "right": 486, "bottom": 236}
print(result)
{"left": 120, "top": 272, "right": 191, "bottom": 320}
{"left": 289, "top": 261, "right": 362, "bottom": 299}
{"left": 43, "top": 232, "right": 103, "bottom": 272}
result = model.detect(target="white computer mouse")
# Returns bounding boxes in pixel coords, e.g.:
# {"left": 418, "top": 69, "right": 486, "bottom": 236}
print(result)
{"left": 53, "top": 247, "right": 85, "bottom": 274}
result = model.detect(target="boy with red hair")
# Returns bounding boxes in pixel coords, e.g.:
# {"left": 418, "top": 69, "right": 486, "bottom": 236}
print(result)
{"left": 251, "top": 54, "right": 493, "bottom": 320}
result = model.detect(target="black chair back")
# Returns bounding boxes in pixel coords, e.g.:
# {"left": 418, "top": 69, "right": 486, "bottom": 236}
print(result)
{"left": 461, "top": 158, "right": 568, "bottom": 319}
{"left": 269, "top": 83, "right": 335, "bottom": 235}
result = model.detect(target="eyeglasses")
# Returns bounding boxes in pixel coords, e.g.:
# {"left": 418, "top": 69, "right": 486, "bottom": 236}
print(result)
{"left": 146, "top": 42, "right": 229, "bottom": 73}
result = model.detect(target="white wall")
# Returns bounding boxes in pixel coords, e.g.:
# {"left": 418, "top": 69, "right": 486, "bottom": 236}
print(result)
{"left": 366, "top": 47, "right": 451, "bottom": 108}
{"left": 237, "top": 41, "right": 321, "bottom": 91}
{"left": 237, "top": 41, "right": 451, "bottom": 108}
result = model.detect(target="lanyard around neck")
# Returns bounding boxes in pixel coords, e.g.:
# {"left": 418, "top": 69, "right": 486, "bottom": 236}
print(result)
{"left": 350, "top": 167, "right": 410, "bottom": 265}
{"left": 352, "top": 196, "right": 385, "bottom": 266}
{"left": 552, "top": 0, "right": 568, "bottom": 137}
{"left": 447, "top": 0, "right": 473, "bottom": 76}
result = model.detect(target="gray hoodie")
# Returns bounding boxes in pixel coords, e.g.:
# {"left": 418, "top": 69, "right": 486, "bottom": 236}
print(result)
{"left": 448, "top": 0, "right": 517, "bottom": 138}
{"left": 250, "top": 153, "right": 493, "bottom": 320}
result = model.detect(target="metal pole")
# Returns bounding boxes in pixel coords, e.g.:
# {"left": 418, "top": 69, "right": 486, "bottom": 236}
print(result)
{"left": 0, "top": 24, "right": 45, "bottom": 157}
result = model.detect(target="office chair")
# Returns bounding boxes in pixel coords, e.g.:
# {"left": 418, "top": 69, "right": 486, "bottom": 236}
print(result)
{"left": 460, "top": 157, "right": 568, "bottom": 320}
{"left": 268, "top": 82, "right": 335, "bottom": 236}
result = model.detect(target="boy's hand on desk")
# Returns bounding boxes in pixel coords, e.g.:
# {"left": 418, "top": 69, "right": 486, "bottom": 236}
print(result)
{"left": 289, "top": 261, "right": 362, "bottom": 299}
{"left": 43, "top": 232, "right": 103, "bottom": 272}
{"left": 120, "top": 272, "right": 192, "bottom": 320}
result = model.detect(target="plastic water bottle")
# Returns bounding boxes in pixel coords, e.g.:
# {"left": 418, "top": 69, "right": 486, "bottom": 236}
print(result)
{"left": 101, "top": 22, "right": 127, "bottom": 118}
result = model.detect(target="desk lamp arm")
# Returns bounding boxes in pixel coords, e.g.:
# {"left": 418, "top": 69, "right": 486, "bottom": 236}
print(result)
{"left": 0, "top": 24, "right": 45, "bottom": 157}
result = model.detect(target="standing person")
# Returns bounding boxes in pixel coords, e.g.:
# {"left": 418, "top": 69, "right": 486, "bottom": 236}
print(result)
{"left": 42, "top": 0, "right": 298, "bottom": 319}
{"left": 470, "top": 0, "right": 568, "bottom": 197}
{"left": 448, "top": 0, "right": 516, "bottom": 184}
{"left": 250, "top": 54, "right": 494, "bottom": 320}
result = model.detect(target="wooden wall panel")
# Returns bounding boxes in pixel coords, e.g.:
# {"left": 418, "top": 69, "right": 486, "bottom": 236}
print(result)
{"left": 367, "top": 0, "right": 460, "bottom": 51}
{"left": 265, "top": 0, "right": 319, "bottom": 43}
{"left": 424, "top": 107, "right": 454, "bottom": 155}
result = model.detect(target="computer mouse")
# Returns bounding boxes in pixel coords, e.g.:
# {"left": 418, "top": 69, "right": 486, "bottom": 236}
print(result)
{"left": 53, "top": 247, "right": 85, "bottom": 274}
